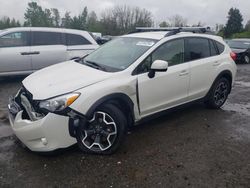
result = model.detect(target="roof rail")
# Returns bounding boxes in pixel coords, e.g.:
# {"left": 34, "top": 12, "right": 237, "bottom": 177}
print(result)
{"left": 130, "top": 27, "right": 212, "bottom": 37}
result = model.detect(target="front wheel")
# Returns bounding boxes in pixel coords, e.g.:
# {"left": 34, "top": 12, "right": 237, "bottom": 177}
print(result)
{"left": 76, "top": 103, "right": 127, "bottom": 155}
{"left": 205, "top": 77, "right": 230, "bottom": 109}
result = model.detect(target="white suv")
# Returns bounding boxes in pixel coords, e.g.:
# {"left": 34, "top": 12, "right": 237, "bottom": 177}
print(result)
{"left": 0, "top": 27, "right": 98, "bottom": 76}
{"left": 8, "top": 28, "right": 237, "bottom": 154}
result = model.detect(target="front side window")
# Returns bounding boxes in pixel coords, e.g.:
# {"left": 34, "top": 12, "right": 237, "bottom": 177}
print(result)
{"left": 32, "top": 31, "right": 62, "bottom": 46}
{"left": 136, "top": 39, "right": 184, "bottom": 74}
{"left": 84, "top": 37, "right": 157, "bottom": 71}
{"left": 66, "top": 34, "right": 91, "bottom": 45}
{"left": 185, "top": 38, "right": 210, "bottom": 61}
{"left": 0, "top": 32, "right": 29, "bottom": 47}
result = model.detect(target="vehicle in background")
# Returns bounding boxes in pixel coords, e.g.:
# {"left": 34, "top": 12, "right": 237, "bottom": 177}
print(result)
{"left": 0, "top": 27, "right": 99, "bottom": 76}
{"left": 227, "top": 39, "right": 250, "bottom": 64}
{"left": 96, "top": 35, "right": 114, "bottom": 45}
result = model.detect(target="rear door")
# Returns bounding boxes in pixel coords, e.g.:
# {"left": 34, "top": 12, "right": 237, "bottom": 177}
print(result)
{"left": 0, "top": 31, "right": 32, "bottom": 74}
{"left": 30, "top": 31, "right": 67, "bottom": 70}
{"left": 185, "top": 37, "right": 218, "bottom": 100}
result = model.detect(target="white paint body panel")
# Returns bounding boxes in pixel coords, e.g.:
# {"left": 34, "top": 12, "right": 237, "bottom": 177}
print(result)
{"left": 9, "top": 111, "right": 76, "bottom": 152}
{"left": 10, "top": 31, "right": 237, "bottom": 152}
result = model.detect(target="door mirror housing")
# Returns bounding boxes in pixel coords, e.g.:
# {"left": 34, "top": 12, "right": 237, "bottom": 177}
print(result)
{"left": 148, "top": 60, "right": 169, "bottom": 78}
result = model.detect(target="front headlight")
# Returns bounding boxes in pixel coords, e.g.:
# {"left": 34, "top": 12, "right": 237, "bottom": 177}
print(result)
{"left": 39, "top": 93, "right": 80, "bottom": 112}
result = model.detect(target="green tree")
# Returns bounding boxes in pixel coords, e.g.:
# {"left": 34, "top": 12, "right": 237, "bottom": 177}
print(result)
{"left": 24, "top": 2, "right": 53, "bottom": 27}
{"left": 79, "top": 7, "right": 88, "bottom": 29}
{"left": 87, "top": 11, "right": 100, "bottom": 31}
{"left": 51, "top": 8, "right": 61, "bottom": 27}
{"left": 245, "top": 20, "right": 250, "bottom": 31}
{"left": 224, "top": 8, "right": 243, "bottom": 38}
{"left": 43, "top": 8, "right": 53, "bottom": 27}
{"left": 0, "top": 17, "right": 21, "bottom": 29}
{"left": 61, "top": 11, "right": 72, "bottom": 28}
{"left": 159, "top": 21, "right": 169, "bottom": 27}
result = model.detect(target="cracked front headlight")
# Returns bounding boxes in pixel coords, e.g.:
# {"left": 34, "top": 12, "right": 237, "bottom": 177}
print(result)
{"left": 39, "top": 93, "right": 80, "bottom": 112}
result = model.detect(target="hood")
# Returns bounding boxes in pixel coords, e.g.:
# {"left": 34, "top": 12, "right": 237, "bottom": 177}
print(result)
{"left": 23, "top": 61, "right": 112, "bottom": 100}
{"left": 231, "top": 48, "right": 247, "bottom": 53}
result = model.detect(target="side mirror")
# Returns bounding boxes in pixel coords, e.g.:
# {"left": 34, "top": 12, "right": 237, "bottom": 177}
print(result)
{"left": 148, "top": 60, "right": 168, "bottom": 78}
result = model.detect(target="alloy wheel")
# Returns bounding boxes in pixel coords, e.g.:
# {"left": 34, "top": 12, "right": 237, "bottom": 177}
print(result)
{"left": 244, "top": 55, "right": 250, "bottom": 64}
{"left": 81, "top": 111, "right": 117, "bottom": 152}
{"left": 214, "top": 81, "right": 229, "bottom": 106}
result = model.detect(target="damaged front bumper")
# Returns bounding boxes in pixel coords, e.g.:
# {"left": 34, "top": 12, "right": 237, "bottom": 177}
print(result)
{"left": 8, "top": 88, "right": 79, "bottom": 152}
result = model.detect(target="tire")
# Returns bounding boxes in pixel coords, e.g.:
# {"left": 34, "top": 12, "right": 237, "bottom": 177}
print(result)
{"left": 244, "top": 55, "right": 250, "bottom": 64}
{"left": 76, "top": 103, "right": 127, "bottom": 155}
{"left": 205, "top": 77, "right": 230, "bottom": 109}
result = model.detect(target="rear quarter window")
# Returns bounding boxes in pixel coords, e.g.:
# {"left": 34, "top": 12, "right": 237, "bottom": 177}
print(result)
{"left": 209, "top": 39, "right": 219, "bottom": 56}
{"left": 215, "top": 41, "right": 225, "bottom": 54}
{"left": 66, "top": 34, "right": 91, "bottom": 46}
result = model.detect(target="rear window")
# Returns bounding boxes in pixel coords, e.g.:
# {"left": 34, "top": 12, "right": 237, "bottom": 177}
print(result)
{"left": 215, "top": 41, "right": 225, "bottom": 54}
{"left": 66, "top": 34, "right": 91, "bottom": 46}
{"left": 185, "top": 38, "right": 210, "bottom": 61}
{"left": 32, "top": 31, "right": 62, "bottom": 46}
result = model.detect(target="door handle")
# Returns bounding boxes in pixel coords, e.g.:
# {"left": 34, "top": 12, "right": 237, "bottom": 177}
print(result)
{"left": 20, "top": 52, "right": 30, "bottom": 55}
{"left": 30, "top": 51, "right": 40, "bottom": 55}
{"left": 213, "top": 61, "right": 221, "bottom": 66}
{"left": 20, "top": 51, "right": 40, "bottom": 55}
{"left": 179, "top": 70, "right": 189, "bottom": 76}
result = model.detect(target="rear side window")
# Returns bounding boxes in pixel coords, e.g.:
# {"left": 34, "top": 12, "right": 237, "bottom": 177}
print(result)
{"left": 0, "top": 32, "right": 29, "bottom": 47}
{"left": 66, "top": 34, "right": 91, "bottom": 46}
{"left": 215, "top": 41, "right": 225, "bottom": 54}
{"left": 32, "top": 32, "right": 62, "bottom": 46}
{"left": 209, "top": 40, "right": 218, "bottom": 56}
{"left": 185, "top": 38, "right": 210, "bottom": 61}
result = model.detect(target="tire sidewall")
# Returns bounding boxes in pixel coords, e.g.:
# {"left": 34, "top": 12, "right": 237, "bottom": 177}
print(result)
{"left": 208, "top": 77, "right": 230, "bottom": 108}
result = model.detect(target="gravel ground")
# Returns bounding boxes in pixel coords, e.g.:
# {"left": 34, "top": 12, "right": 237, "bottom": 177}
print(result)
{"left": 0, "top": 65, "right": 250, "bottom": 188}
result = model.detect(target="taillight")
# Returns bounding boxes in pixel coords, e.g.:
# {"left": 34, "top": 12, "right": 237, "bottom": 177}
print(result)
{"left": 230, "top": 52, "right": 237, "bottom": 61}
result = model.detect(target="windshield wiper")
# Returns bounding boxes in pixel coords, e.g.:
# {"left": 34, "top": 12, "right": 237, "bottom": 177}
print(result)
{"left": 83, "top": 60, "right": 106, "bottom": 71}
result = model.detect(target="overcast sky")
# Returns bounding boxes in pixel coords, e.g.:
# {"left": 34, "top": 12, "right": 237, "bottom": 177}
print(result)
{"left": 0, "top": 0, "right": 249, "bottom": 27}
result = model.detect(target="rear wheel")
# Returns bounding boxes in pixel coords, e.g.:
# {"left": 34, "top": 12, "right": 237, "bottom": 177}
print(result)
{"left": 244, "top": 55, "right": 250, "bottom": 64}
{"left": 76, "top": 103, "right": 127, "bottom": 155}
{"left": 205, "top": 77, "right": 230, "bottom": 109}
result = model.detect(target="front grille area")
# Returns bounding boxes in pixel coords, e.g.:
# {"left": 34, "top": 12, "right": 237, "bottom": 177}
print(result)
{"left": 15, "top": 86, "right": 46, "bottom": 121}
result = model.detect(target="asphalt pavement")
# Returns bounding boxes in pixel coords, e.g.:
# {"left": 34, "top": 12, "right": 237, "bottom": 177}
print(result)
{"left": 0, "top": 65, "right": 250, "bottom": 188}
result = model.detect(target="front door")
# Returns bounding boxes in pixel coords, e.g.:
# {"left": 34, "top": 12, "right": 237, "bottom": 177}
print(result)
{"left": 0, "top": 31, "right": 32, "bottom": 74}
{"left": 136, "top": 39, "right": 190, "bottom": 117}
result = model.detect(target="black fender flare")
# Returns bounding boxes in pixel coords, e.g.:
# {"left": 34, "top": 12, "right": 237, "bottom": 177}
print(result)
{"left": 204, "top": 70, "right": 233, "bottom": 100}
{"left": 86, "top": 93, "right": 135, "bottom": 121}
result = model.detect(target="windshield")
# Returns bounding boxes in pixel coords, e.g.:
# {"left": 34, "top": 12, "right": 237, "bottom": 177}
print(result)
{"left": 84, "top": 37, "right": 157, "bottom": 72}
{"left": 227, "top": 40, "right": 250, "bottom": 49}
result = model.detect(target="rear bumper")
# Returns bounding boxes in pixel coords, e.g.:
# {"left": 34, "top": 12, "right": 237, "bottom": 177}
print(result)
{"left": 9, "top": 110, "right": 77, "bottom": 152}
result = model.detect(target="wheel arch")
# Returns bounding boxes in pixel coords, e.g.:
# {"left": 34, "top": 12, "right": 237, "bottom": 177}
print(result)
{"left": 205, "top": 70, "right": 233, "bottom": 100}
{"left": 86, "top": 93, "right": 135, "bottom": 127}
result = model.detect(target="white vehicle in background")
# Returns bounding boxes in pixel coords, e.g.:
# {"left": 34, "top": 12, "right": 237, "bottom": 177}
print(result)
{"left": 8, "top": 27, "right": 237, "bottom": 155}
{"left": 0, "top": 27, "right": 99, "bottom": 76}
